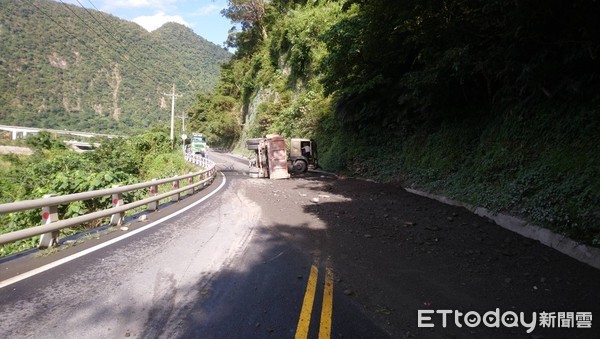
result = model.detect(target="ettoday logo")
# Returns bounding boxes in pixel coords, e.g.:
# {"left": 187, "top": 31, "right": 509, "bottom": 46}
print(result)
{"left": 418, "top": 309, "right": 593, "bottom": 334}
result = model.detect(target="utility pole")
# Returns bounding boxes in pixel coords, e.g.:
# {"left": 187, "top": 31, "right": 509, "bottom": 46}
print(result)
{"left": 178, "top": 112, "right": 187, "bottom": 132}
{"left": 163, "top": 84, "right": 182, "bottom": 141}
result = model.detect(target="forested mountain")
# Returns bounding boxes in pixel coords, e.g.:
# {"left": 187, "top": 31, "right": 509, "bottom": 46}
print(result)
{"left": 195, "top": 0, "right": 599, "bottom": 246}
{"left": 0, "top": 0, "right": 230, "bottom": 133}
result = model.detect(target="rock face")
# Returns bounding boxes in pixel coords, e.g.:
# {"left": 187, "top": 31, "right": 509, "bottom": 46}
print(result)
{"left": 0, "top": 1, "right": 231, "bottom": 132}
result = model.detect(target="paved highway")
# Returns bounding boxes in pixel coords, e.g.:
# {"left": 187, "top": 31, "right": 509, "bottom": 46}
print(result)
{"left": 0, "top": 152, "right": 382, "bottom": 338}
{"left": 3, "top": 151, "right": 598, "bottom": 338}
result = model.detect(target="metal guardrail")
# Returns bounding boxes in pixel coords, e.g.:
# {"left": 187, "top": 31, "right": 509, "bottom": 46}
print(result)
{"left": 0, "top": 154, "right": 217, "bottom": 248}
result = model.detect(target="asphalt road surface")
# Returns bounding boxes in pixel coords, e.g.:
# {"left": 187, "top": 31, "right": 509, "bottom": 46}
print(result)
{"left": 1, "top": 152, "right": 599, "bottom": 338}
{"left": 0, "top": 152, "right": 381, "bottom": 338}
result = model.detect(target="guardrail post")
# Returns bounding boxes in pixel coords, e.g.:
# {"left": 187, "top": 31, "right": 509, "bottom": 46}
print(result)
{"left": 171, "top": 176, "right": 180, "bottom": 202}
{"left": 110, "top": 185, "right": 124, "bottom": 226}
{"left": 39, "top": 194, "right": 59, "bottom": 249}
{"left": 203, "top": 171, "right": 208, "bottom": 186}
{"left": 148, "top": 179, "right": 158, "bottom": 211}
{"left": 187, "top": 172, "right": 194, "bottom": 195}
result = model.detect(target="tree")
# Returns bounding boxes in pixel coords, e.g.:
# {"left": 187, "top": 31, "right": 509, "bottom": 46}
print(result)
{"left": 25, "top": 131, "right": 66, "bottom": 151}
{"left": 320, "top": 0, "right": 600, "bottom": 131}
{"left": 222, "top": 0, "right": 268, "bottom": 41}
{"left": 188, "top": 93, "right": 240, "bottom": 148}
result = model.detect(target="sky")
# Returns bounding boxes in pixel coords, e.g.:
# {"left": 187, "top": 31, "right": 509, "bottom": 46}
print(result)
{"left": 56, "top": 0, "right": 234, "bottom": 47}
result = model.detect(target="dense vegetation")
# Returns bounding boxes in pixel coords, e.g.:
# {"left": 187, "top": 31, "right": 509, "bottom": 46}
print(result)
{"left": 0, "top": 0, "right": 597, "bottom": 253}
{"left": 0, "top": 128, "right": 197, "bottom": 256}
{"left": 0, "top": 0, "right": 230, "bottom": 133}
{"left": 194, "top": 0, "right": 599, "bottom": 245}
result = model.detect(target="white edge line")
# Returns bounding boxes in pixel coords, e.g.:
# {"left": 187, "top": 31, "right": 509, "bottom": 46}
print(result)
{"left": 0, "top": 173, "right": 227, "bottom": 289}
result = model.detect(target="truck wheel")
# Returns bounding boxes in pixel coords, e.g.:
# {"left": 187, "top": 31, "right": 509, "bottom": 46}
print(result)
{"left": 293, "top": 159, "right": 308, "bottom": 173}
{"left": 246, "top": 138, "right": 261, "bottom": 150}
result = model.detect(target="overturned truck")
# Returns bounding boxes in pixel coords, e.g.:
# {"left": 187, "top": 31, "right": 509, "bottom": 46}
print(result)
{"left": 246, "top": 134, "right": 318, "bottom": 179}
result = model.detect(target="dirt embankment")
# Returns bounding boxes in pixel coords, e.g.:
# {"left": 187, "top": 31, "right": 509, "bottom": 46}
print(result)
{"left": 0, "top": 146, "right": 33, "bottom": 155}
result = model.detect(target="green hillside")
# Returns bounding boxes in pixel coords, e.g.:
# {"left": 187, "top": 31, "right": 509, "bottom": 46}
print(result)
{"left": 0, "top": 0, "right": 230, "bottom": 133}
{"left": 194, "top": 0, "right": 599, "bottom": 246}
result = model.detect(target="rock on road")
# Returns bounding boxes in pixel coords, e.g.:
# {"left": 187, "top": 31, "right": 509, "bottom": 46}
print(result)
{"left": 1, "top": 151, "right": 599, "bottom": 338}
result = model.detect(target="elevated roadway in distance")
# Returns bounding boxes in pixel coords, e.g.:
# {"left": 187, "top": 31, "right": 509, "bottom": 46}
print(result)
{"left": 0, "top": 124, "right": 121, "bottom": 140}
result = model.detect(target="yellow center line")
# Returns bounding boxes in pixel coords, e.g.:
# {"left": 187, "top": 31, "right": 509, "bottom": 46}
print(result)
{"left": 295, "top": 264, "right": 319, "bottom": 339}
{"left": 319, "top": 267, "right": 334, "bottom": 339}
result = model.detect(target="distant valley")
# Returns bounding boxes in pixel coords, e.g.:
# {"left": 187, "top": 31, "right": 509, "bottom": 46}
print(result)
{"left": 0, "top": 0, "right": 230, "bottom": 133}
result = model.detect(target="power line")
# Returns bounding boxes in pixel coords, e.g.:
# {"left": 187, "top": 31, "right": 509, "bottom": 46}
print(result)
{"left": 77, "top": 1, "right": 155, "bottom": 70}
{"left": 58, "top": 0, "right": 163, "bottom": 88}
{"left": 22, "top": 0, "right": 117, "bottom": 69}
{"left": 82, "top": 0, "right": 153, "bottom": 56}
{"left": 59, "top": 1, "right": 115, "bottom": 54}
{"left": 23, "top": 0, "right": 199, "bottom": 125}
{"left": 20, "top": 0, "right": 180, "bottom": 125}
{"left": 82, "top": 0, "right": 220, "bottom": 99}
{"left": 80, "top": 0, "right": 181, "bottom": 92}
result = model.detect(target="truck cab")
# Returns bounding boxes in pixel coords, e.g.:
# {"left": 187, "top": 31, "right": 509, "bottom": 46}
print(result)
{"left": 289, "top": 138, "right": 318, "bottom": 173}
{"left": 190, "top": 133, "right": 208, "bottom": 157}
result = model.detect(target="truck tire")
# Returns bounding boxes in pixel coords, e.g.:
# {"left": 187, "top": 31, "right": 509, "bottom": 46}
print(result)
{"left": 246, "top": 138, "right": 261, "bottom": 150}
{"left": 293, "top": 159, "right": 308, "bottom": 173}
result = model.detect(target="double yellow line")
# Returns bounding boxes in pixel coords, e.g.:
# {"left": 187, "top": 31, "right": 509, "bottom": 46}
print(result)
{"left": 295, "top": 263, "right": 334, "bottom": 339}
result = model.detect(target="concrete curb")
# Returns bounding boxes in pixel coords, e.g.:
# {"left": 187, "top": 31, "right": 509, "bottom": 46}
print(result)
{"left": 405, "top": 188, "right": 600, "bottom": 270}
{"left": 235, "top": 159, "right": 599, "bottom": 270}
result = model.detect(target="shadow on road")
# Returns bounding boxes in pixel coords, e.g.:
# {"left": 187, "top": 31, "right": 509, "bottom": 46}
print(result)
{"left": 2, "top": 173, "right": 598, "bottom": 339}
{"left": 238, "top": 174, "right": 600, "bottom": 338}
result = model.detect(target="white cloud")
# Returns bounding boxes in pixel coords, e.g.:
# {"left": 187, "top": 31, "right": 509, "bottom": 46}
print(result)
{"left": 132, "top": 11, "right": 190, "bottom": 31}
{"left": 193, "top": 4, "right": 223, "bottom": 16}
{"left": 108, "top": 0, "right": 178, "bottom": 9}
